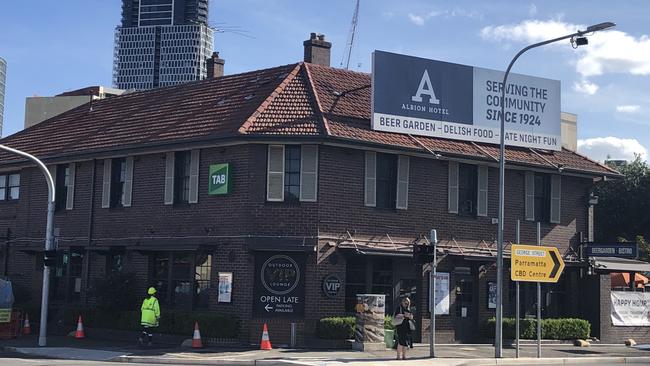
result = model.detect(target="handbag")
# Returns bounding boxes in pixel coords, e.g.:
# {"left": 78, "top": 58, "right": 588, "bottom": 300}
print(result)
{"left": 408, "top": 319, "right": 416, "bottom": 331}
{"left": 392, "top": 313, "right": 404, "bottom": 326}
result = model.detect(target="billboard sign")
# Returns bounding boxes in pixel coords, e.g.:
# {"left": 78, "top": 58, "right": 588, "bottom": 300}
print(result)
{"left": 586, "top": 243, "right": 638, "bottom": 258}
{"left": 371, "top": 51, "right": 561, "bottom": 150}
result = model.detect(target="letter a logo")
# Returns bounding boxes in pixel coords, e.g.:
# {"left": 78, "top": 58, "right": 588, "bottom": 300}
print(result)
{"left": 411, "top": 70, "right": 440, "bottom": 105}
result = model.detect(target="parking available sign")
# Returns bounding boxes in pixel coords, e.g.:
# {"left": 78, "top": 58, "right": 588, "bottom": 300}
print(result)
{"left": 371, "top": 51, "right": 561, "bottom": 150}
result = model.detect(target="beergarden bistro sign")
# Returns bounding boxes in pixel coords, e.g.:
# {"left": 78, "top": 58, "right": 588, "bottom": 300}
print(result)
{"left": 371, "top": 51, "right": 561, "bottom": 150}
{"left": 254, "top": 253, "right": 305, "bottom": 316}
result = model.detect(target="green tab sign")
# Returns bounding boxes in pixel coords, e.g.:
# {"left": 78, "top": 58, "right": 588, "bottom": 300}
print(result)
{"left": 209, "top": 163, "right": 230, "bottom": 195}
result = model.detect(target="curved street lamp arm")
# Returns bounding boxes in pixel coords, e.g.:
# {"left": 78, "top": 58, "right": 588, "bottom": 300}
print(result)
{"left": 0, "top": 143, "right": 55, "bottom": 347}
{"left": 0, "top": 144, "right": 55, "bottom": 203}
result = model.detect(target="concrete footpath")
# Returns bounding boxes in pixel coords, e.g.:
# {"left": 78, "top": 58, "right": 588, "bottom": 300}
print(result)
{"left": 2, "top": 336, "right": 650, "bottom": 365}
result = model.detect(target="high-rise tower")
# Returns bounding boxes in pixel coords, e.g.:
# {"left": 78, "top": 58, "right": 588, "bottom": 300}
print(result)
{"left": 0, "top": 57, "right": 6, "bottom": 136}
{"left": 113, "top": 0, "right": 213, "bottom": 90}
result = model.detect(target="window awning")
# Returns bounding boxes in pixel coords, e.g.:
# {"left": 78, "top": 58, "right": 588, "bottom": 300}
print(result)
{"left": 591, "top": 257, "right": 650, "bottom": 273}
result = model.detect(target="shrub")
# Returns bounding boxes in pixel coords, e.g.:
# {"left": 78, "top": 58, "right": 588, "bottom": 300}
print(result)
{"left": 384, "top": 315, "right": 395, "bottom": 331}
{"left": 316, "top": 316, "right": 355, "bottom": 339}
{"left": 316, "top": 315, "right": 396, "bottom": 340}
{"left": 64, "top": 308, "right": 239, "bottom": 338}
{"left": 92, "top": 272, "right": 139, "bottom": 311}
{"left": 485, "top": 317, "right": 590, "bottom": 340}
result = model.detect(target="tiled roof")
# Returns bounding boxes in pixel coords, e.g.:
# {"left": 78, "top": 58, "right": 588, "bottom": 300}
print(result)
{"left": 0, "top": 62, "right": 618, "bottom": 176}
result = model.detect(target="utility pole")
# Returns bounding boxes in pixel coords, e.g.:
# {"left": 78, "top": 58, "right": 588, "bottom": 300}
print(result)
{"left": 429, "top": 229, "right": 437, "bottom": 358}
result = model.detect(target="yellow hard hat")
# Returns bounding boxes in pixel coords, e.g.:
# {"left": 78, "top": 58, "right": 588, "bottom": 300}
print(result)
{"left": 147, "top": 287, "right": 157, "bottom": 295}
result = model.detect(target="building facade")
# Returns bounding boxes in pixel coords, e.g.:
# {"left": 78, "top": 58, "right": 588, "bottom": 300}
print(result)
{"left": 0, "top": 57, "right": 6, "bottom": 136}
{"left": 3, "top": 36, "right": 648, "bottom": 345}
{"left": 24, "top": 86, "right": 125, "bottom": 129}
{"left": 113, "top": 0, "right": 213, "bottom": 90}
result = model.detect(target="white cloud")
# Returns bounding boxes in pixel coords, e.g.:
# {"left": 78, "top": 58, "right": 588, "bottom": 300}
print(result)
{"left": 408, "top": 13, "right": 425, "bottom": 26}
{"left": 528, "top": 4, "right": 538, "bottom": 16}
{"left": 616, "top": 105, "right": 641, "bottom": 113}
{"left": 577, "top": 137, "right": 647, "bottom": 162}
{"left": 408, "top": 8, "right": 482, "bottom": 26}
{"left": 573, "top": 79, "right": 599, "bottom": 95}
{"left": 480, "top": 19, "right": 650, "bottom": 79}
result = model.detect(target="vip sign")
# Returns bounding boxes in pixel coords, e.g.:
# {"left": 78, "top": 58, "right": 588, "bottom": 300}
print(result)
{"left": 371, "top": 50, "right": 561, "bottom": 150}
{"left": 208, "top": 163, "right": 230, "bottom": 195}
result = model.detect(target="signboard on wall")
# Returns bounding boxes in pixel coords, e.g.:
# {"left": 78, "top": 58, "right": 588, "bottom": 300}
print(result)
{"left": 372, "top": 50, "right": 561, "bottom": 150}
{"left": 253, "top": 253, "right": 305, "bottom": 317}
{"left": 611, "top": 291, "right": 650, "bottom": 326}
{"left": 218, "top": 272, "right": 232, "bottom": 303}
{"left": 208, "top": 163, "right": 230, "bottom": 195}
{"left": 487, "top": 282, "right": 497, "bottom": 309}
{"left": 322, "top": 275, "right": 342, "bottom": 298}
{"left": 586, "top": 243, "right": 638, "bottom": 258}
{"left": 429, "top": 272, "right": 450, "bottom": 315}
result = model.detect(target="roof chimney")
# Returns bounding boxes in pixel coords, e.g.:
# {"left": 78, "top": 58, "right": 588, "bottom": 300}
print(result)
{"left": 303, "top": 33, "right": 331, "bottom": 66}
{"left": 207, "top": 52, "right": 225, "bottom": 78}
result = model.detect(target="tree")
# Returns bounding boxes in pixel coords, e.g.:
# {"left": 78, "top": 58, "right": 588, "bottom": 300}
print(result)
{"left": 595, "top": 156, "right": 650, "bottom": 258}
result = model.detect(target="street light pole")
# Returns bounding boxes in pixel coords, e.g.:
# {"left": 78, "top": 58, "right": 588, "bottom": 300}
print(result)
{"left": 0, "top": 144, "right": 55, "bottom": 347}
{"left": 494, "top": 22, "right": 615, "bottom": 358}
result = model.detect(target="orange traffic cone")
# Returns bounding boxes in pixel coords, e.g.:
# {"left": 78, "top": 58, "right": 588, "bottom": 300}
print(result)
{"left": 75, "top": 316, "right": 85, "bottom": 339}
{"left": 23, "top": 314, "right": 31, "bottom": 335}
{"left": 192, "top": 321, "right": 203, "bottom": 348}
{"left": 260, "top": 323, "right": 272, "bottom": 350}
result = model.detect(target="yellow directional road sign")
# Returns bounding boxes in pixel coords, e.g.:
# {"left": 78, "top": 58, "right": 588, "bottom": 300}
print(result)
{"left": 511, "top": 244, "right": 565, "bottom": 283}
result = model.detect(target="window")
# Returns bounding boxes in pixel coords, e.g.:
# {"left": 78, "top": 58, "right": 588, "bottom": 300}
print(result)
{"left": 0, "top": 173, "right": 20, "bottom": 201}
{"left": 266, "top": 145, "right": 318, "bottom": 202}
{"left": 194, "top": 254, "right": 212, "bottom": 309}
{"left": 151, "top": 251, "right": 210, "bottom": 309}
{"left": 344, "top": 257, "right": 396, "bottom": 315}
{"left": 107, "top": 253, "right": 123, "bottom": 274}
{"left": 534, "top": 173, "right": 551, "bottom": 222}
{"left": 525, "top": 172, "right": 560, "bottom": 223}
{"left": 376, "top": 153, "right": 397, "bottom": 209}
{"left": 284, "top": 145, "right": 301, "bottom": 202}
{"left": 174, "top": 151, "right": 191, "bottom": 203}
{"left": 49, "top": 249, "right": 84, "bottom": 303}
{"left": 365, "top": 152, "right": 408, "bottom": 209}
{"left": 55, "top": 165, "right": 70, "bottom": 211}
{"left": 110, "top": 158, "right": 127, "bottom": 207}
{"left": 449, "top": 163, "right": 488, "bottom": 216}
{"left": 345, "top": 256, "right": 367, "bottom": 312}
{"left": 458, "top": 164, "right": 478, "bottom": 216}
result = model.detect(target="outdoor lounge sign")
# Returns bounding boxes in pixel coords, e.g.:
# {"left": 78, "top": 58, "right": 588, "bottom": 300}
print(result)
{"left": 371, "top": 50, "right": 561, "bottom": 150}
{"left": 254, "top": 253, "right": 305, "bottom": 317}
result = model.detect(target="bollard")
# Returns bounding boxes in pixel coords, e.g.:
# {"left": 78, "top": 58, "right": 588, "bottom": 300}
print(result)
{"left": 290, "top": 322, "right": 297, "bottom": 348}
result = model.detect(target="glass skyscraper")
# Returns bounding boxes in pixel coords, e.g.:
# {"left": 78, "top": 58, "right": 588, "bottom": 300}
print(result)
{"left": 113, "top": 0, "right": 213, "bottom": 90}
{"left": 0, "top": 57, "right": 6, "bottom": 136}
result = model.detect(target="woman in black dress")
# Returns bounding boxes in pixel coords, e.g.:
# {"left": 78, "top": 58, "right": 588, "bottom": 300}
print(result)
{"left": 393, "top": 297, "right": 413, "bottom": 360}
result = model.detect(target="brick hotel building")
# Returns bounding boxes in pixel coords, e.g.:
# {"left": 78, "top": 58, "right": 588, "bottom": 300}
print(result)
{"left": 1, "top": 34, "right": 646, "bottom": 345}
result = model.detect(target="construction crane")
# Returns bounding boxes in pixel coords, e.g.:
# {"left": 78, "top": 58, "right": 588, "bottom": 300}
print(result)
{"left": 340, "top": 0, "right": 360, "bottom": 69}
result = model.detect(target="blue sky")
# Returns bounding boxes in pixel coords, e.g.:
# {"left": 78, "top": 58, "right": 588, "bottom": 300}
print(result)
{"left": 1, "top": 0, "right": 649, "bottom": 161}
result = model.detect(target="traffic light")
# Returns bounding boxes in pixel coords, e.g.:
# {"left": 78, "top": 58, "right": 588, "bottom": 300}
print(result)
{"left": 43, "top": 250, "right": 58, "bottom": 267}
{"left": 413, "top": 244, "right": 435, "bottom": 264}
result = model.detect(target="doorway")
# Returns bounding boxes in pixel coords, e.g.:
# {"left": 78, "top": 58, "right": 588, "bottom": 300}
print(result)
{"left": 454, "top": 274, "right": 477, "bottom": 342}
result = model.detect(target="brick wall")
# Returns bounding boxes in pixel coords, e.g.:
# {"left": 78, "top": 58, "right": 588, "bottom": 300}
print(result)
{"left": 0, "top": 142, "right": 597, "bottom": 344}
{"left": 597, "top": 275, "right": 650, "bottom": 343}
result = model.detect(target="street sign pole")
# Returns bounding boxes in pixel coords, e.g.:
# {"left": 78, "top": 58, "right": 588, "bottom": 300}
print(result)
{"left": 536, "top": 222, "right": 542, "bottom": 358}
{"left": 429, "top": 229, "right": 437, "bottom": 358}
{"left": 515, "top": 220, "right": 520, "bottom": 358}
